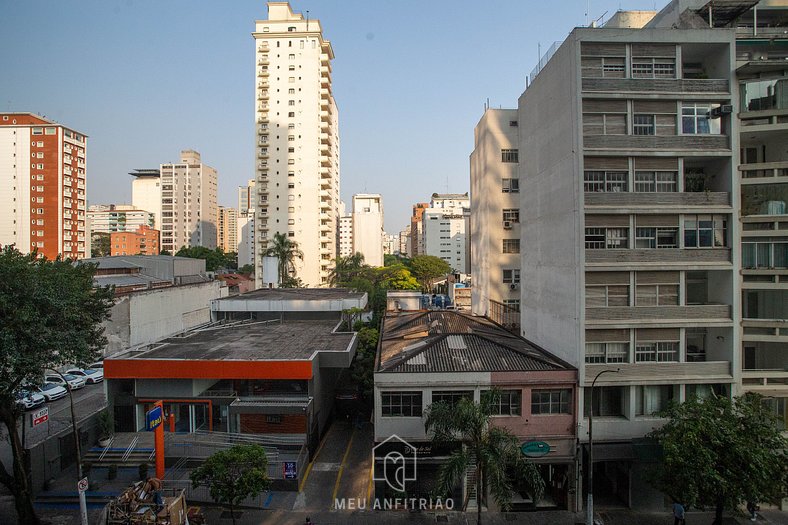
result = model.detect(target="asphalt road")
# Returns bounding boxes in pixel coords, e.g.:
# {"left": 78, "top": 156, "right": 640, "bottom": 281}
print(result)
{"left": 21, "top": 382, "right": 106, "bottom": 447}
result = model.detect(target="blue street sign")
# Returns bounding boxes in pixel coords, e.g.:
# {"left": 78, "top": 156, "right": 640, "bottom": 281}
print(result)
{"left": 521, "top": 441, "right": 551, "bottom": 458}
{"left": 283, "top": 461, "right": 297, "bottom": 479}
{"left": 146, "top": 406, "right": 163, "bottom": 431}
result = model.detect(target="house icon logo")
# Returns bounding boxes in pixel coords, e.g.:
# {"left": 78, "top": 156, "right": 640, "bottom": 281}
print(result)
{"left": 373, "top": 435, "right": 417, "bottom": 493}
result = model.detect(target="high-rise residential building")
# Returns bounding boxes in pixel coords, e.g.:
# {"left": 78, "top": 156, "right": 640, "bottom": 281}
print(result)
{"left": 253, "top": 2, "right": 340, "bottom": 287}
{"left": 130, "top": 169, "right": 162, "bottom": 230}
{"left": 399, "top": 226, "right": 411, "bottom": 256}
{"left": 0, "top": 113, "right": 88, "bottom": 260}
{"left": 470, "top": 109, "right": 521, "bottom": 320}
{"left": 110, "top": 225, "right": 160, "bottom": 256}
{"left": 237, "top": 213, "right": 255, "bottom": 268}
{"left": 339, "top": 213, "right": 353, "bottom": 258}
{"left": 352, "top": 193, "right": 384, "bottom": 266}
{"left": 88, "top": 204, "right": 155, "bottom": 233}
{"left": 238, "top": 178, "right": 256, "bottom": 216}
{"left": 409, "top": 202, "right": 430, "bottom": 256}
{"left": 516, "top": 21, "right": 737, "bottom": 508}
{"left": 383, "top": 233, "right": 398, "bottom": 255}
{"left": 423, "top": 193, "right": 470, "bottom": 273}
{"left": 218, "top": 206, "right": 239, "bottom": 253}
{"left": 156, "top": 150, "right": 218, "bottom": 253}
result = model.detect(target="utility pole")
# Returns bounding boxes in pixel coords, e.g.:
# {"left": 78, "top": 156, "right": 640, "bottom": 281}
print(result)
{"left": 587, "top": 367, "right": 620, "bottom": 525}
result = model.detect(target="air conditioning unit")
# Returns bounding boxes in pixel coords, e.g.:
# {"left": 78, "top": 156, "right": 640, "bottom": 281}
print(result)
{"left": 710, "top": 104, "right": 733, "bottom": 118}
{"left": 503, "top": 221, "right": 513, "bottom": 230}
{"left": 510, "top": 283, "right": 519, "bottom": 290}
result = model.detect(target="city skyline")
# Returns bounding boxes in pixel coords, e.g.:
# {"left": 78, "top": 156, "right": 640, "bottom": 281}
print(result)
{"left": 0, "top": 0, "right": 658, "bottom": 232}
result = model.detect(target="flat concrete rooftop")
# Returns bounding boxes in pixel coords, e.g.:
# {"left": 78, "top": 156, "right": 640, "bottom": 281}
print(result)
{"left": 218, "top": 287, "right": 366, "bottom": 302}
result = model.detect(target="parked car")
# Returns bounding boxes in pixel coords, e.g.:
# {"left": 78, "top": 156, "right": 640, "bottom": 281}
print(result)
{"left": 34, "top": 382, "right": 68, "bottom": 401}
{"left": 88, "top": 361, "right": 104, "bottom": 370}
{"left": 45, "top": 374, "right": 86, "bottom": 390}
{"left": 66, "top": 368, "right": 103, "bottom": 384}
{"left": 15, "top": 390, "right": 45, "bottom": 410}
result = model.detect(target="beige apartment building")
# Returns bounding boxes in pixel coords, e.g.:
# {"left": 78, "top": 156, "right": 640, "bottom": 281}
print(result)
{"left": 352, "top": 193, "right": 384, "bottom": 266}
{"left": 253, "top": 2, "right": 340, "bottom": 287}
{"left": 470, "top": 108, "right": 521, "bottom": 325}
{"left": 514, "top": 23, "right": 738, "bottom": 509}
{"left": 218, "top": 206, "right": 238, "bottom": 253}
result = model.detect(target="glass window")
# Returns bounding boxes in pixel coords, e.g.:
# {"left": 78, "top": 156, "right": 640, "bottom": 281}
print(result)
{"left": 432, "top": 391, "right": 473, "bottom": 407}
{"left": 584, "top": 171, "right": 628, "bottom": 192}
{"left": 585, "top": 285, "right": 629, "bottom": 307}
{"left": 633, "top": 114, "right": 656, "bottom": 135}
{"left": 381, "top": 391, "right": 422, "bottom": 417}
{"left": 502, "top": 269, "right": 521, "bottom": 284}
{"left": 585, "top": 342, "right": 628, "bottom": 363}
{"left": 502, "top": 209, "right": 520, "bottom": 223}
{"left": 531, "top": 389, "right": 571, "bottom": 415}
{"left": 501, "top": 149, "right": 519, "bottom": 163}
{"left": 502, "top": 239, "right": 520, "bottom": 254}
{"left": 635, "top": 341, "right": 678, "bottom": 362}
{"left": 684, "top": 214, "right": 726, "bottom": 248}
{"left": 681, "top": 104, "right": 719, "bottom": 134}
{"left": 635, "top": 171, "right": 677, "bottom": 192}
{"left": 502, "top": 178, "right": 519, "bottom": 193}
{"left": 484, "top": 390, "right": 522, "bottom": 416}
{"left": 583, "top": 386, "right": 624, "bottom": 417}
{"left": 635, "top": 227, "right": 678, "bottom": 249}
{"left": 636, "top": 385, "right": 673, "bottom": 415}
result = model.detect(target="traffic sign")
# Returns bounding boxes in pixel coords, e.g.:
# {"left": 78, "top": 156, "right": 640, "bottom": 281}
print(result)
{"left": 77, "top": 477, "right": 88, "bottom": 493}
{"left": 31, "top": 407, "right": 49, "bottom": 427}
{"left": 146, "top": 406, "right": 163, "bottom": 431}
{"left": 283, "top": 461, "right": 297, "bottom": 479}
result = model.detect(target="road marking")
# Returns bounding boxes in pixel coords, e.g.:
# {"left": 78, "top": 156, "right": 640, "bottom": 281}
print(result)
{"left": 366, "top": 457, "right": 374, "bottom": 501}
{"left": 330, "top": 428, "right": 355, "bottom": 509}
{"left": 298, "top": 425, "right": 331, "bottom": 492}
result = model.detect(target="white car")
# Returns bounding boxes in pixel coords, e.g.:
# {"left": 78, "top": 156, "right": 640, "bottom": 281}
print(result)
{"left": 45, "top": 374, "right": 86, "bottom": 390}
{"left": 35, "top": 382, "right": 68, "bottom": 401}
{"left": 15, "top": 390, "right": 45, "bottom": 410}
{"left": 88, "top": 361, "right": 104, "bottom": 370}
{"left": 66, "top": 368, "right": 103, "bottom": 384}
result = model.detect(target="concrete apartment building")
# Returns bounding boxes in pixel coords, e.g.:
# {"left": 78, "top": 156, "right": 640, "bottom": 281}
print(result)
{"left": 238, "top": 178, "right": 256, "bottom": 216}
{"left": 423, "top": 193, "right": 471, "bottom": 273}
{"left": 130, "top": 169, "right": 162, "bottom": 230}
{"left": 409, "top": 202, "right": 429, "bottom": 256}
{"left": 352, "top": 193, "right": 384, "bottom": 266}
{"left": 88, "top": 204, "right": 155, "bottom": 233}
{"left": 218, "top": 206, "right": 239, "bottom": 253}
{"left": 157, "top": 150, "right": 218, "bottom": 252}
{"left": 110, "top": 225, "right": 160, "bottom": 256}
{"left": 515, "top": 20, "right": 739, "bottom": 508}
{"left": 0, "top": 113, "right": 88, "bottom": 260}
{"left": 338, "top": 212, "right": 353, "bottom": 257}
{"left": 470, "top": 108, "right": 522, "bottom": 321}
{"left": 399, "top": 226, "right": 411, "bottom": 256}
{"left": 383, "top": 232, "right": 398, "bottom": 255}
{"left": 253, "top": 2, "right": 341, "bottom": 287}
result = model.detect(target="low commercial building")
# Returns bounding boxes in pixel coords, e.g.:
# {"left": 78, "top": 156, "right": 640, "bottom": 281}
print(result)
{"left": 374, "top": 310, "right": 578, "bottom": 511}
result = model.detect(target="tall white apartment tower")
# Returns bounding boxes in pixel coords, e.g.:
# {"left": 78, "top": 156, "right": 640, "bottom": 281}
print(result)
{"left": 253, "top": 2, "right": 340, "bottom": 287}
{"left": 352, "top": 193, "right": 384, "bottom": 267}
{"left": 158, "top": 150, "right": 218, "bottom": 252}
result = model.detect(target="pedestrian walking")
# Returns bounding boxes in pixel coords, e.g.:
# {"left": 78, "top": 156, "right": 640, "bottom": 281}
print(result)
{"left": 747, "top": 501, "right": 758, "bottom": 521}
{"left": 672, "top": 501, "right": 686, "bottom": 525}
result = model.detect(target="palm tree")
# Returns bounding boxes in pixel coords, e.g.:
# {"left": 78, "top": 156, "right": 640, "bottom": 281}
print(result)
{"left": 425, "top": 390, "right": 544, "bottom": 525}
{"left": 328, "top": 252, "right": 366, "bottom": 286}
{"left": 263, "top": 232, "right": 303, "bottom": 286}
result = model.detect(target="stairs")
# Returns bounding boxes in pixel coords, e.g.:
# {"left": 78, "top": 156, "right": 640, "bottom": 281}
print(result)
{"left": 83, "top": 434, "right": 155, "bottom": 468}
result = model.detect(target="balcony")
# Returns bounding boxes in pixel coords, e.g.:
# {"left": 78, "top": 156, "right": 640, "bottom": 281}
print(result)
{"left": 258, "top": 69, "right": 270, "bottom": 77}
{"left": 320, "top": 87, "right": 330, "bottom": 99}
{"left": 586, "top": 304, "right": 732, "bottom": 323}
{"left": 257, "top": 149, "right": 269, "bottom": 159}
{"left": 584, "top": 134, "right": 729, "bottom": 152}
{"left": 584, "top": 192, "right": 730, "bottom": 209}
{"left": 582, "top": 77, "right": 729, "bottom": 94}
{"left": 257, "top": 58, "right": 269, "bottom": 66}
{"left": 585, "top": 248, "right": 731, "bottom": 265}
{"left": 258, "top": 90, "right": 269, "bottom": 100}
{"left": 739, "top": 161, "right": 788, "bottom": 182}
{"left": 320, "top": 167, "right": 331, "bottom": 178}
{"left": 742, "top": 319, "right": 788, "bottom": 340}
{"left": 585, "top": 361, "right": 732, "bottom": 385}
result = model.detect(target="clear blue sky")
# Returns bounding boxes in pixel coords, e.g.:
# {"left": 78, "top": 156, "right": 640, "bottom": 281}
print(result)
{"left": 0, "top": 0, "right": 659, "bottom": 232}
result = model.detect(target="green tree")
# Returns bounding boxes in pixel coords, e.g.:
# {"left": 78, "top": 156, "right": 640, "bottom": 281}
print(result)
{"left": 410, "top": 255, "right": 451, "bottom": 292}
{"left": 238, "top": 263, "right": 255, "bottom": 276}
{"left": 647, "top": 392, "right": 788, "bottom": 524}
{"left": 328, "top": 252, "right": 366, "bottom": 286}
{"left": 384, "top": 253, "right": 410, "bottom": 267}
{"left": 175, "top": 246, "right": 236, "bottom": 271}
{"left": 190, "top": 444, "right": 272, "bottom": 525}
{"left": 91, "top": 232, "right": 111, "bottom": 257}
{"left": 0, "top": 247, "right": 114, "bottom": 524}
{"left": 264, "top": 232, "right": 303, "bottom": 285}
{"left": 348, "top": 326, "right": 379, "bottom": 401}
{"left": 377, "top": 264, "right": 420, "bottom": 290}
{"left": 425, "top": 390, "right": 544, "bottom": 525}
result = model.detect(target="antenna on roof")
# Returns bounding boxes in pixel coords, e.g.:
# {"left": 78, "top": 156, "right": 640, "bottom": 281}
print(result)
{"left": 306, "top": 10, "right": 309, "bottom": 31}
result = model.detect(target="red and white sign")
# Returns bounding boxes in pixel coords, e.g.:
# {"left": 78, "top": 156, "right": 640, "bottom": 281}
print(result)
{"left": 31, "top": 407, "right": 49, "bottom": 427}
{"left": 77, "top": 477, "right": 88, "bottom": 493}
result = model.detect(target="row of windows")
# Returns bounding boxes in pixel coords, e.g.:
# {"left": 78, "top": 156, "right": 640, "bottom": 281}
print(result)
{"left": 581, "top": 56, "right": 676, "bottom": 79}
{"left": 381, "top": 389, "right": 572, "bottom": 417}
{"left": 586, "top": 283, "right": 678, "bottom": 307}
{"left": 584, "top": 216, "right": 727, "bottom": 249}
{"left": 586, "top": 341, "right": 679, "bottom": 363}
{"left": 584, "top": 384, "right": 728, "bottom": 417}
{"left": 584, "top": 104, "right": 721, "bottom": 136}
{"left": 583, "top": 170, "right": 678, "bottom": 193}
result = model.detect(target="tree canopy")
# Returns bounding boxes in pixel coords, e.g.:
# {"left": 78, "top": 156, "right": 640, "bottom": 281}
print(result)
{"left": 190, "top": 444, "right": 271, "bottom": 525}
{"left": 425, "top": 390, "right": 544, "bottom": 524}
{"left": 647, "top": 392, "right": 788, "bottom": 524}
{"left": 175, "top": 246, "right": 237, "bottom": 271}
{"left": 0, "top": 247, "right": 115, "bottom": 524}
{"left": 410, "top": 255, "right": 451, "bottom": 292}
{"left": 263, "top": 232, "right": 303, "bottom": 285}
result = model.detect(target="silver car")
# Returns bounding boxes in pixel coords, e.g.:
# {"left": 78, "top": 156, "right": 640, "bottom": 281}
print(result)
{"left": 45, "top": 374, "right": 86, "bottom": 390}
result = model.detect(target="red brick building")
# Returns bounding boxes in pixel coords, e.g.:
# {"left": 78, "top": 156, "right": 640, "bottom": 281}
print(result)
{"left": 110, "top": 224, "right": 160, "bottom": 256}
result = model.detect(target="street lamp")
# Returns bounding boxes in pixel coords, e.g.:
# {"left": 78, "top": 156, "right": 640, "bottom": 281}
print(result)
{"left": 586, "top": 367, "right": 620, "bottom": 525}
{"left": 47, "top": 369, "right": 88, "bottom": 525}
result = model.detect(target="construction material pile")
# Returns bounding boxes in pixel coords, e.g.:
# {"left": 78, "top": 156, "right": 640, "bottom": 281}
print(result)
{"left": 106, "top": 478, "right": 191, "bottom": 525}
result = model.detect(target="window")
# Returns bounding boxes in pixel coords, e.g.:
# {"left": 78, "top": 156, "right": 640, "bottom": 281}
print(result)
{"left": 531, "top": 389, "right": 571, "bottom": 415}
{"left": 682, "top": 104, "right": 719, "bottom": 134}
{"left": 288, "top": 100, "right": 295, "bottom": 106}
{"left": 289, "top": 54, "right": 295, "bottom": 59}
{"left": 635, "top": 227, "right": 678, "bottom": 249}
{"left": 45, "top": 127, "right": 56, "bottom": 135}
{"left": 635, "top": 283, "right": 678, "bottom": 305}
{"left": 585, "top": 285, "right": 629, "bottom": 307}
{"left": 633, "top": 114, "right": 656, "bottom": 135}
{"left": 32, "top": 127, "right": 43, "bottom": 135}
{"left": 684, "top": 214, "right": 726, "bottom": 248}
{"left": 501, "top": 149, "right": 519, "bottom": 163}
{"left": 585, "top": 227, "right": 628, "bottom": 249}
{"left": 583, "top": 113, "right": 627, "bottom": 135}
{"left": 503, "top": 299, "right": 520, "bottom": 311}
{"left": 583, "top": 386, "right": 624, "bottom": 417}
{"left": 432, "top": 391, "right": 473, "bottom": 407}
{"left": 509, "top": 120, "right": 518, "bottom": 127}
{"left": 686, "top": 328, "right": 707, "bottom": 362}
{"left": 381, "top": 391, "right": 422, "bottom": 417}
{"left": 631, "top": 58, "right": 675, "bottom": 78}
{"left": 502, "top": 178, "right": 519, "bottom": 193}
{"left": 742, "top": 241, "right": 788, "bottom": 269}
{"left": 502, "top": 209, "right": 520, "bottom": 223}
{"left": 581, "top": 56, "right": 626, "bottom": 78}
{"left": 583, "top": 171, "right": 627, "bottom": 192}
{"left": 502, "top": 269, "right": 520, "bottom": 284}
{"left": 636, "top": 385, "right": 673, "bottom": 415}
{"left": 484, "top": 390, "right": 522, "bottom": 416}
{"left": 502, "top": 239, "right": 520, "bottom": 254}
{"left": 585, "top": 342, "right": 629, "bottom": 363}
{"left": 288, "top": 112, "right": 295, "bottom": 117}
{"left": 635, "top": 341, "right": 678, "bottom": 362}
{"left": 634, "top": 171, "right": 677, "bottom": 192}
{"left": 288, "top": 77, "right": 295, "bottom": 83}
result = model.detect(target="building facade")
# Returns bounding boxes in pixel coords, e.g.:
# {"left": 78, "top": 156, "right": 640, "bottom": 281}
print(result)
{"left": 352, "top": 193, "right": 384, "bottom": 266}
{"left": 88, "top": 204, "right": 155, "bottom": 233}
{"left": 470, "top": 109, "right": 522, "bottom": 319}
{"left": 130, "top": 169, "right": 162, "bottom": 230}
{"left": 253, "top": 2, "right": 340, "bottom": 287}
{"left": 110, "top": 225, "right": 160, "bottom": 256}
{"left": 0, "top": 113, "right": 88, "bottom": 260}
{"left": 238, "top": 178, "right": 256, "bottom": 216}
{"left": 423, "top": 193, "right": 470, "bottom": 273}
{"left": 158, "top": 150, "right": 218, "bottom": 252}
{"left": 338, "top": 213, "right": 353, "bottom": 257}
{"left": 409, "top": 202, "right": 429, "bottom": 257}
{"left": 218, "top": 206, "right": 239, "bottom": 253}
{"left": 518, "top": 24, "right": 738, "bottom": 509}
